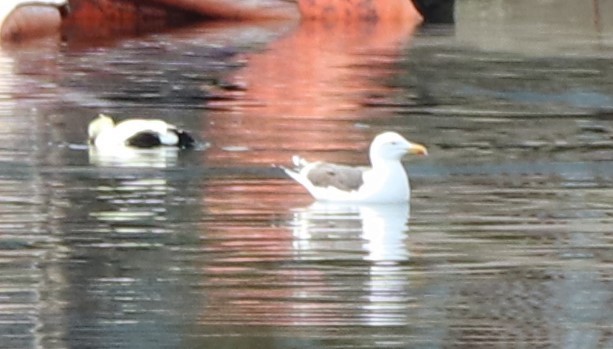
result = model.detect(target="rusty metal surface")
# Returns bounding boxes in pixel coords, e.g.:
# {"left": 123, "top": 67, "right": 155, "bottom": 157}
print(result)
{"left": 1, "top": 6, "right": 62, "bottom": 42}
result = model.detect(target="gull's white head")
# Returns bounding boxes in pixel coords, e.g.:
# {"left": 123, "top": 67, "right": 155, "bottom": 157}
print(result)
{"left": 88, "top": 114, "right": 115, "bottom": 143}
{"left": 369, "top": 131, "right": 428, "bottom": 163}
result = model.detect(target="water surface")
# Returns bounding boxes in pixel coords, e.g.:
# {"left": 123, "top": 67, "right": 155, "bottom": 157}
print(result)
{"left": 0, "top": 1, "right": 612, "bottom": 348}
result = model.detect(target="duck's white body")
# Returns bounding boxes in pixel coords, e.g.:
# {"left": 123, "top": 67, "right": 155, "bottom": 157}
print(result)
{"left": 283, "top": 132, "right": 427, "bottom": 204}
{"left": 88, "top": 114, "right": 195, "bottom": 149}
{"left": 0, "top": 0, "right": 68, "bottom": 29}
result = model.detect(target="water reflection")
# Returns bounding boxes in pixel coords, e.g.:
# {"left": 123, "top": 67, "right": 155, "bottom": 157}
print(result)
{"left": 38, "top": 167, "right": 205, "bottom": 348}
{"left": 291, "top": 202, "right": 411, "bottom": 326}
{"left": 90, "top": 177, "right": 173, "bottom": 225}
{"left": 0, "top": 50, "right": 13, "bottom": 101}
{"left": 1, "top": 1, "right": 612, "bottom": 347}
{"left": 88, "top": 147, "right": 182, "bottom": 168}
{"left": 204, "top": 18, "right": 420, "bottom": 167}
{"left": 197, "top": 180, "right": 415, "bottom": 328}
{"left": 291, "top": 202, "right": 410, "bottom": 263}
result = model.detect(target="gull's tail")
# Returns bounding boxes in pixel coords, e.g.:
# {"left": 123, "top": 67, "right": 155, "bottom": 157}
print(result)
{"left": 290, "top": 155, "right": 310, "bottom": 169}
{"left": 277, "top": 155, "right": 312, "bottom": 185}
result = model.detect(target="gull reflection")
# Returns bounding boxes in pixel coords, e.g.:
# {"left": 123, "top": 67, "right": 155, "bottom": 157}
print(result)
{"left": 291, "top": 202, "right": 411, "bottom": 326}
{"left": 291, "top": 202, "right": 410, "bottom": 261}
{"left": 359, "top": 203, "right": 411, "bottom": 262}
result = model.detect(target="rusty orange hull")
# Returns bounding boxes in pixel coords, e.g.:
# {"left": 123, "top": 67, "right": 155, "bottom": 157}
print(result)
{"left": 1, "top": 0, "right": 296, "bottom": 43}
{"left": 61, "top": 0, "right": 299, "bottom": 41}
{"left": 1, "top": 5, "right": 63, "bottom": 42}
{"left": 298, "top": 0, "right": 422, "bottom": 22}
{"left": 153, "top": 0, "right": 298, "bottom": 20}
{"left": 1, "top": 0, "right": 426, "bottom": 43}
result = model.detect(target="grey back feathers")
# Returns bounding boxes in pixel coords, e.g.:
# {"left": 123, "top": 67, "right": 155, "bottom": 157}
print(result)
{"left": 306, "top": 163, "right": 365, "bottom": 192}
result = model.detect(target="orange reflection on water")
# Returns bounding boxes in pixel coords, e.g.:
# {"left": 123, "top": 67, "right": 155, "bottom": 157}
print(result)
{"left": 197, "top": 16, "right": 421, "bottom": 326}
{"left": 199, "top": 178, "right": 322, "bottom": 326}
{"left": 0, "top": 13, "right": 422, "bottom": 327}
{"left": 204, "top": 17, "right": 421, "bottom": 167}
{"left": 198, "top": 178, "right": 414, "bottom": 327}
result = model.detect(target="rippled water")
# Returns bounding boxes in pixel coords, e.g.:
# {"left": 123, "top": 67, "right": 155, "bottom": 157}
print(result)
{"left": 1, "top": 1, "right": 612, "bottom": 348}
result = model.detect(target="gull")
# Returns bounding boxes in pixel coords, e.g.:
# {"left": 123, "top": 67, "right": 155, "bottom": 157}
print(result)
{"left": 283, "top": 131, "right": 427, "bottom": 203}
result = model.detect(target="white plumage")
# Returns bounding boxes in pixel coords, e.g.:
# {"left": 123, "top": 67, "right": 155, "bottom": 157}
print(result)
{"left": 88, "top": 114, "right": 196, "bottom": 150}
{"left": 283, "top": 132, "right": 427, "bottom": 203}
